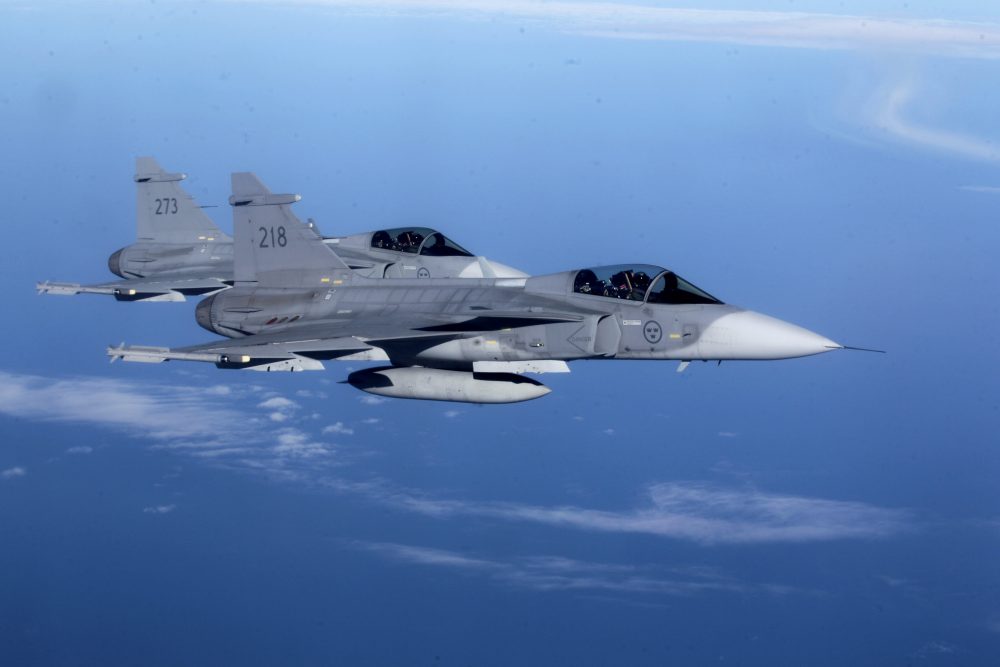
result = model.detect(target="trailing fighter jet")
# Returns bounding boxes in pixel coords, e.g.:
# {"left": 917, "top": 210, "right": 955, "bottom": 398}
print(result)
{"left": 37, "top": 157, "right": 235, "bottom": 302}
{"left": 107, "top": 172, "right": 859, "bottom": 404}
{"left": 327, "top": 226, "right": 523, "bottom": 280}
{"left": 37, "top": 158, "right": 525, "bottom": 302}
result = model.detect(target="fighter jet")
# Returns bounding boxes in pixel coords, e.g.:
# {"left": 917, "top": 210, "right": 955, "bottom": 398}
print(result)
{"left": 36, "top": 157, "right": 234, "bottom": 301}
{"left": 37, "top": 158, "right": 525, "bottom": 302}
{"left": 107, "top": 172, "right": 855, "bottom": 404}
{"left": 327, "top": 226, "right": 523, "bottom": 280}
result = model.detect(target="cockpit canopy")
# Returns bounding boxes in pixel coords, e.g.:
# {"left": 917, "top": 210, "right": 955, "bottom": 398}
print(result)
{"left": 573, "top": 264, "right": 722, "bottom": 304}
{"left": 370, "top": 227, "right": 473, "bottom": 257}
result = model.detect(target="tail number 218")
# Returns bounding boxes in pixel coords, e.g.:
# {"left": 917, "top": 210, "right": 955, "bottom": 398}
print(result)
{"left": 259, "top": 226, "right": 287, "bottom": 248}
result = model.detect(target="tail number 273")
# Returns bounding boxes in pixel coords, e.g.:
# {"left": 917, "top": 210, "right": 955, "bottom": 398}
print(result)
{"left": 154, "top": 198, "right": 178, "bottom": 215}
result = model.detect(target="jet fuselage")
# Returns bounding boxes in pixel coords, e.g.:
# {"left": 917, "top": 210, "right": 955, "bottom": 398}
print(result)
{"left": 194, "top": 270, "right": 838, "bottom": 368}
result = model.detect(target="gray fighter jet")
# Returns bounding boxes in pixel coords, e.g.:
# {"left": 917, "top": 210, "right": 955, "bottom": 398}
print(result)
{"left": 328, "top": 227, "right": 523, "bottom": 280}
{"left": 37, "top": 157, "right": 234, "bottom": 301}
{"left": 108, "top": 173, "right": 857, "bottom": 404}
{"left": 37, "top": 158, "right": 525, "bottom": 302}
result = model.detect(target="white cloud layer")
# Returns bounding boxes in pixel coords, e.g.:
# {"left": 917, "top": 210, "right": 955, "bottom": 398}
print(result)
{"left": 0, "top": 371, "right": 337, "bottom": 478}
{"left": 0, "top": 370, "right": 910, "bottom": 545}
{"left": 0, "top": 371, "right": 252, "bottom": 444}
{"left": 250, "top": 0, "right": 1000, "bottom": 59}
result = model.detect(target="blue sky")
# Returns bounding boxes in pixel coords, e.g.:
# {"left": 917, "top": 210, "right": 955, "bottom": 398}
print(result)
{"left": 1, "top": 1, "right": 999, "bottom": 664}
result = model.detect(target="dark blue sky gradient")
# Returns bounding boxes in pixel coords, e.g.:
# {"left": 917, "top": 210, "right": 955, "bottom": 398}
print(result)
{"left": 1, "top": 2, "right": 999, "bottom": 665}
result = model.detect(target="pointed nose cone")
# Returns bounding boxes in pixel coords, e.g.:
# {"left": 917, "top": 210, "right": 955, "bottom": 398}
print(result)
{"left": 702, "top": 310, "right": 841, "bottom": 360}
{"left": 484, "top": 260, "right": 529, "bottom": 279}
{"left": 459, "top": 258, "right": 530, "bottom": 279}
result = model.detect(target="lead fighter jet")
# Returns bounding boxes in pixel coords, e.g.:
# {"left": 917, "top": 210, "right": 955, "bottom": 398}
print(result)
{"left": 108, "top": 173, "right": 856, "bottom": 403}
{"left": 37, "top": 158, "right": 524, "bottom": 302}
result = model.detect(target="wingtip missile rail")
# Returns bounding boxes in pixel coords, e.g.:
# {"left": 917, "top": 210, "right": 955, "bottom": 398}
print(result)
{"left": 106, "top": 343, "right": 325, "bottom": 372}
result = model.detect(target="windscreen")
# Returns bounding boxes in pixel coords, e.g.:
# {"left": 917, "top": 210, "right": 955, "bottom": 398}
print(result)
{"left": 645, "top": 271, "right": 722, "bottom": 305}
{"left": 572, "top": 265, "right": 665, "bottom": 301}
{"left": 370, "top": 227, "right": 435, "bottom": 254}
{"left": 419, "top": 232, "right": 472, "bottom": 257}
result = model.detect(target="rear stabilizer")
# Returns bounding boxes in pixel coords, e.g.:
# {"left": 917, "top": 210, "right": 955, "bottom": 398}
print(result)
{"left": 135, "top": 157, "right": 229, "bottom": 244}
{"left": 230, "top": 172, "right": 350, "bottom": 286}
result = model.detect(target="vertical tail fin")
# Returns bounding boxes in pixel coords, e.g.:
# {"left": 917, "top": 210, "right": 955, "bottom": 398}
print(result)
{"left": 134, "top": 157, "right": 230, "bottom": 243}
{"left": 230, "top": 172, "right": 350, "bottom": 286}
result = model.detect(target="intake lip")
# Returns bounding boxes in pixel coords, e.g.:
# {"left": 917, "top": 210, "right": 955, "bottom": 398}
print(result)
{"left": 195, "top": 294, "right": 218, "bottom": 334}
{"left": 107, "top": 248, "right": 125, "bottom": 278}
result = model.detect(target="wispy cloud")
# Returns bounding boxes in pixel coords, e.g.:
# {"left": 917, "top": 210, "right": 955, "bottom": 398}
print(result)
{"left": 273, "top": 430, "right": 333, "bottom": 459}
{"left": 66, "top": 445, "right": 94, "bottom": 454}
{"left": 356, "top": 541, "right": 797, "bottom": 596}
{"left": 960, "top": 185, "right": 1000, "bottom": 194}
{"left": 258, "top": 396, "right": 297, "bottom": 410}
{"left": 0, "top": 371, "right": 255, "bottom": 444}
{"left": 870, "top": 78, "right": 1000, "bottom": 162}
{"left": 912, "top": 641, "right": 960, "bottom": 658}
{"left": 363, "top": 542, "right": 499, "bottom": 570}
{"left": 143, "top": 504, "right": 176, "bottom": 515}
{"left": 0, "top": 370, "right": 338, "bottom": 479}
{"left": 0, "top": 370, "right": 910, "bottom": 545}
{"left": 323, "top": 421, "right": 354, "bottom": 435}
{"left": 253, "top": 1, "right": 1000, "bottom": 60}
{"left": 295, "top": 389, "right": 328, "bottom": 399}
{"left": 259, "top": 395, "right": 300, "bottom": 422}
{"left": 1, "top": 466, "right": 26, "bottom": 479}
{"left": 352, "top": 481, "right": 911, "bottom": 545}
